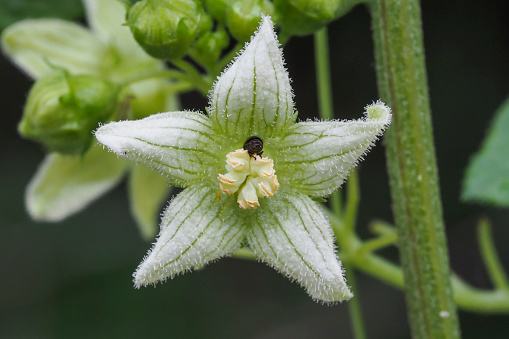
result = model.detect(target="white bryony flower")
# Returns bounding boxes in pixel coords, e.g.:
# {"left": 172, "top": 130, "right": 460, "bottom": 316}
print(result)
{"left": 95, "top": 16, "right": 391, "bottom": 302}
{"left": 1, "top": 0, "right": 178, "bottom": 239}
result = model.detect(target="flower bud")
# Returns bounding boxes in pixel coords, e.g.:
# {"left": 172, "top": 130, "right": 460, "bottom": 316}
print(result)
{"left": 193, "top": 29, "right": 230, "bottom": 68}
{"left": 274, "top": 0, "right": 361, "bottom": 36}
{"left": 226, "top": 0, "right": 274, "bottom": 42}
{"left": 19, "top": 70, "right": 118, "bottom": 155}
{"left": 204, "top": 0, "right": 234, "bottom": 23}
{"left": 126, "top": 0, "right": 206, "bottom": 60}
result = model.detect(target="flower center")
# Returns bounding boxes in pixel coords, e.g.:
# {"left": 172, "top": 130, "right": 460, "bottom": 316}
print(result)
{"left": 218, "top": 149, "right": 279, "bottom": 209}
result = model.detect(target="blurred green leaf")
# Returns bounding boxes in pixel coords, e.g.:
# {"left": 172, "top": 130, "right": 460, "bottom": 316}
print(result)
{"left": 462, "top": 96, "right": 509, "bottom": 206}
{"left": 0, "top": 0, "right": 84, "bottom": 31}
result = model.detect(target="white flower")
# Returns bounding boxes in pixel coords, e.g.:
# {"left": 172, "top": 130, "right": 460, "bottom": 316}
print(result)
{"left": 96, "top": 16, "right": 391, "bottom": 302}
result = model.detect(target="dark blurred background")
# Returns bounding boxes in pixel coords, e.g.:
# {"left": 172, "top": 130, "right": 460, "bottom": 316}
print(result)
{"left": 1, "top": 1, "right": 509, "bottom": 338}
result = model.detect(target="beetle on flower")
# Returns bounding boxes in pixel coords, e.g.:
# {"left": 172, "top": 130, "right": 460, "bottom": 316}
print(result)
{"left": 95, "top": 16, "right": 391, "bottom": 302}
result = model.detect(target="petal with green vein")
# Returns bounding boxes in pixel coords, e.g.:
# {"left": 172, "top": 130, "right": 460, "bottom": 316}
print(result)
{"left": 1, "top": 19, "right": 104, "bottom": 79}
{"left": 83, "top": 0, "right": 153, "bottom": 63}
{"left": 95, "top": 111, "right": 218, "bottom": 187}
{"left": 26, "top": 143, "right": 127, "bottom": 222}
{"left": 134, "top": 185, "right": 244, "bottom": 287}
{"left": 274, "top": 107, "right": 391, "bottom": 197}
{"left": 208, "top": 16, "right": 295, "bottom": 139}
{"left": 247, "top": 192, "right": 352, "bottom": 302}
{"left": 128, "top": 164, "right": 171, "bottom": 241}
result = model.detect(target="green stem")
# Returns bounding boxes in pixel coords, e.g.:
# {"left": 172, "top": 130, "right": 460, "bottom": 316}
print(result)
{"left": 232, "top": 248, "right": 257, "bottom": 260}
{"left": 344, "top": 265, "right": 367, "bottom": 339}
{"left": 121, "top": 69, "right": 188, "bottom": 86}
{"left": 356, "top": 232, "right": 397, "bottom": 254}
{"left": 314, "top": 27, "right": 342, "bottom": 216}
{"left": 215, "top": 42, "right": 243, "bottom": 76}
{"left": 370, "top": 0, "right": 460, "bottom": 337}
{"left": 172, "top": 59, "right": 211, "bottom": 95}
{"left": 314, "top": 27, "right": 366, "bottom": 338}
{"left": 326, "top": 213, "right": 509, "bottom": 314}
{"left": 477, "top": 219, "right": 509, "bottom": 291}
{"left": 344, "top": 170, "right": 360, "bottom": 234}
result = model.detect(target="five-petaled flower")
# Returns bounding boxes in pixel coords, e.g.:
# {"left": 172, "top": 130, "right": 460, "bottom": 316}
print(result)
{"left": 96, "top": 16, "right": 391, "bottom": 302}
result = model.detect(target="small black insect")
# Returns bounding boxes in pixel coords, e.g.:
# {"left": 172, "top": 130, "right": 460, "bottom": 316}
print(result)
{"left": 243, "top": 136, "right": 263, "bottom": 157}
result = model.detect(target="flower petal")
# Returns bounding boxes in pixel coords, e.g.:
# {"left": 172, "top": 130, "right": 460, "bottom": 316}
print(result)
{"left": 1, "top": 19, "right": 104, "bottom": 78}
{"left": 246, "top": 192, "right": 352, "bottom": 302}
{"left": 208, "top": 16, "right": 296, "bottom": 139}
{"left": 83, "top": 0, "right": 153, "bottom": 63}
{"left": 128, "top": 165, "right": 171, "bottom": 241}
{"left": 95, "top": 111, "right": 218, "bottom": 187}
{"left": 134, "top": 185, "right": 245, "bottom": 287}
{"left": 26, "top": 144, "right": 127, "bottom": 222}
{"left": 274, "top": 102, "right": 392, "bottom": 197}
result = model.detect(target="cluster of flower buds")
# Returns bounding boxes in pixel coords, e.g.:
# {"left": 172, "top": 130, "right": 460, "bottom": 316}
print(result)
{"left": 127, "top": 0, "right": 361, "bottom": 62}
{"left": 18, "top": 69, "right": 119, "bottom": 155}
{"left": 274, "top": 0, "right": 362, "bottom": 36}
{"left": 14, "top": 0, "right": 363, "bottom": 158}
{"left": 126, "top": 0, "right": 210, "bottom": 60}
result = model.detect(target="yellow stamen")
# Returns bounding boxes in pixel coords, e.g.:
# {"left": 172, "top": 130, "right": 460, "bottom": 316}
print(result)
{"left": 218, "top": 149, "right": 279, "bottom": 209}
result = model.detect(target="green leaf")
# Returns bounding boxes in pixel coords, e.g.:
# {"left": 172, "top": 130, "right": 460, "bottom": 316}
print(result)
{"left": 0, "top": 0, "right": 83, "bottom": 32}
{"left": 463, "top": 97, "right": 509, "bottom": 206}
{"left": 128, "top": 165, "right": 171, "bottom": 241}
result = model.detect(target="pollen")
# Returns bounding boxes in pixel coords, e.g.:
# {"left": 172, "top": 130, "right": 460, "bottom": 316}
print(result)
{"left": 218, "top": 149, "right": 279, "bottom": 209}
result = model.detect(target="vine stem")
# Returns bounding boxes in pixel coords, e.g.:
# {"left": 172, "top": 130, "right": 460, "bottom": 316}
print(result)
{"left": 477, "top": 219, "right": 509, "bottom": 291}
{"left": 172, "top": 59, "right": 211, "bottom": 95}
{"left": 370, "top": 0, "right": 460, "bottom": 337}
{"left": 314, "top": 27, "right": 342, "bottom": 216}
{"left": 314, "top": 27, "right": 366, "bottom": 339}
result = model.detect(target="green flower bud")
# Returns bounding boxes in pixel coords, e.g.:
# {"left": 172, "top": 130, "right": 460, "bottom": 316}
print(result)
{"left": 204, "top": 0, "right": 234, "bottom": 23}
{"left": 126, "top": 0, "right": 206, "bottom": 60}
{"left": 19, "top": 70, "right": 118, "bottom": 155}
{"left": 226, "top": 0, "right": 274, "bottom": 42}
{"left": 274, "top": 0, "right": 362, "bottom": 36}
{"left": 193, "top": 29, "right": 230, "bottom": 68}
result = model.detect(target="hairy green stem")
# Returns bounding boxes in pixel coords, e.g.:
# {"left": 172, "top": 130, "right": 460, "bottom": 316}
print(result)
{"left": 326, "top": 213, "right": 509, "bottom": 314}
{"left": 370, "top": 0, "right": 460, "bottom": 337}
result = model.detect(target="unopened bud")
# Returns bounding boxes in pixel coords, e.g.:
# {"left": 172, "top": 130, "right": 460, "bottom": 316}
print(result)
{"left": 126, "top": 0, "right": 206, "bottom": 60}
{"left": 226, "top": 0, "right": 274, "bottom": 42}
{"left": 274, "top": 0, "right": 361, "bottom": 36}
{"left": 19, "top": 70, "right": 118, "bottom": 155}
{"left": 204, "top": 0, "right": 234, "bottom": 23}
{"left": 193, "top": 29, "right": 230, "bottom": 68}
